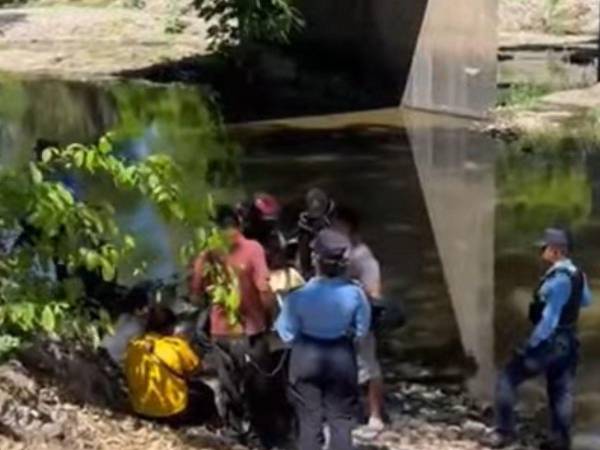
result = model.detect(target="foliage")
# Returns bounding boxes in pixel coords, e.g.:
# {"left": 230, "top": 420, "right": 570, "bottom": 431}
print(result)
{"left": 542, "top": 0, "right": 576, "bottom": 35}
{"left": 497, "top": 134, "right": 592, "bottom": 249}
{"left": 0, "top": 135, "right": 235, "bottom": 358}
{"left": 510, "top": 109, "right": 600, "bottom": 154}
{"left": 193, "top": 0, "right": 305, "bottom": 54}
{"left": 497, "top": 82, "right": 553, "bottom": 109}
{"left": 181, "top": 227, "right": 241, "bottom": 326}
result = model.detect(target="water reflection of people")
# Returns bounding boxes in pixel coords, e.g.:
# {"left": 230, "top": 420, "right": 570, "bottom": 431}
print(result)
{"left": 276, "top": 229, "right": 371, "bottom": 450}
{"left": 487, "top": 228, "right": 592, "bottom": 450}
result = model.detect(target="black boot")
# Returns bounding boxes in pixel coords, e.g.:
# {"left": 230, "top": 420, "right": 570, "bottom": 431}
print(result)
{"left": 540, "top": 438, "right": 571, "bottom": 450}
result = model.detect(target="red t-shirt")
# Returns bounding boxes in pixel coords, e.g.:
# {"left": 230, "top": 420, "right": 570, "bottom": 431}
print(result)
{"left": 191, "top": 236, "right": 271, "bottom": 337}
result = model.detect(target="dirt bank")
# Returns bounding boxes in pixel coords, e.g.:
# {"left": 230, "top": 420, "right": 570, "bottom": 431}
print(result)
{"left": 0, "top": 340, "right": 541, "bottom": 450}
{"left": 500, "top": 0, "right": 599, "bottom": 35}
{"left": 0, "top": 5, "right": 208, "bottom": 78}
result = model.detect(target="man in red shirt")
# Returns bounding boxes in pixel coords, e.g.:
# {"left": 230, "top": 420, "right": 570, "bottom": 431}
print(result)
{"left": 191, "top": 205, "right": 276, "bottom": 444}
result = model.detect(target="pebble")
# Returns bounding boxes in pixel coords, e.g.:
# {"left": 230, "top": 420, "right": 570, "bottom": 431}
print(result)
{"left": 0, "top": 349, "right": 543, "bottom": 450}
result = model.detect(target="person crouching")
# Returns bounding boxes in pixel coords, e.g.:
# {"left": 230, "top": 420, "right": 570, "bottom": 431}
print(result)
{"left": 124, "top": 305, "right": 216, "bottom": 426}
{"left": 275, "top": 229, "right": 371, "bottom": 450}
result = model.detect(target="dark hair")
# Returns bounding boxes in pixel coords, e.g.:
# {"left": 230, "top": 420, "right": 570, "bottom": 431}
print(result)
{"left": 122, "top": 284, "right": 152, "bottom": 312}
{"left": 215, "top": 204, "right": 240, "bottom": 229}
{"left": 334, "top": 205, "right": 361, "bottom": 233}
{"left": 146, "top": 306, "right": 177, "bottom": 334}
{"left": 316, "top": 257, "right": 348, "bottom": 278}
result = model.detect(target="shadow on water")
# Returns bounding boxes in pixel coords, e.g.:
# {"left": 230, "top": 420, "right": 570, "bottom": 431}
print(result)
{"left": 1, "top": 76, "right": 600, "bottom": 445}
{"left": 118, "top": 49, "right": 400, "bottom": 123}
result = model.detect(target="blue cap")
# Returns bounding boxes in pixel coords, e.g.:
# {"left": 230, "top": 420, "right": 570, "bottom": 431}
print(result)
{"left": 536, "top": 228, "right": 570, "bottom": 248}
{"left": 311, "top": 229, "right": 351, "bottom": 259}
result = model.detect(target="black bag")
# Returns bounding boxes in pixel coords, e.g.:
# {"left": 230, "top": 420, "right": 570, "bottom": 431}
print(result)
{"left": 370, "top": 302, "right": 386, "bottom": 331}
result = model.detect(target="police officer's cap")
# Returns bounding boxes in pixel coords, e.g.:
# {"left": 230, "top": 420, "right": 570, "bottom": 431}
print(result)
{"left": 536, "top": 228, "right": 572, "bottom": 251}
{"left": 311, "top": 228, "right": 351, "bottom": 260}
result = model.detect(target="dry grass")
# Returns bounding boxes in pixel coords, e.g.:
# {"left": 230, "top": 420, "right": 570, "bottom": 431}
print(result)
{"left": 500, "top": 0, "right": 599, "bottom": 34}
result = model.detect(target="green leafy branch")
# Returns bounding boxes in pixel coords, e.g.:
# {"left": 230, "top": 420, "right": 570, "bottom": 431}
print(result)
{"left": 194, "top": 0, "right": 305, "bottom": 54}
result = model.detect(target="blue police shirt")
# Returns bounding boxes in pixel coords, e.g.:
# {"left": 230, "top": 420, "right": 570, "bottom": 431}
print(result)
{"left": 528, "top": 259, "right": 592, "bottom": 348}
{"left": 275, "top": 277, "right": 371, "bottom": 344}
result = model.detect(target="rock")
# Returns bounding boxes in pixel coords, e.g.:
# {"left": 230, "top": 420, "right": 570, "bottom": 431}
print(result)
{"left": 461, "top": 419, "right": 489, "bottom": 439}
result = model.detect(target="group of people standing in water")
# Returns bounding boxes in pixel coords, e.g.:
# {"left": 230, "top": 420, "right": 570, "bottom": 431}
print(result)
{"left": 114, "top": 187, "right": 592, "bottom": 450}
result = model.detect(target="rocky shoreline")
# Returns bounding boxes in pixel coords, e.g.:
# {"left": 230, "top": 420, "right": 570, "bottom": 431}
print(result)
{"left": 0, "top": 341, "right": 542, "bottom": 450}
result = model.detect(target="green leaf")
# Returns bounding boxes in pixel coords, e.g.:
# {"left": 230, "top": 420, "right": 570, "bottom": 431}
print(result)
{"left": 124, "top": 235, "right": 136, "bottom": 250}
{"left": 74, "top": 151, "right": 85, "bottom": 168}
{"left": 84, "top": 250, "right": 101, "bottom": 271}
{"left": 100, "top": 257, "right": 116, "bottom": 281}
{"left": 41, "top": 148, "right": 56, "bottom": 163}
{"left": 29, "top": 163, "right": 43, "bottom": 184}
{"left": 84, "top": 151, "right": 95, "bottom": 172}
{"left": 98, "top": 136, "right": 113, "bottom": 155}
{"left": 40, "top": 306, "right": 56, "bottom": 333}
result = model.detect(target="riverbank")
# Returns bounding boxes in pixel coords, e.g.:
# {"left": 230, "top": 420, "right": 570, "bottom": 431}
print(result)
{"left": 0, "top": 5, "right": 208, "bottom": 78}
{"left": 0, "top": 342, "right": 540, "bottom": 450}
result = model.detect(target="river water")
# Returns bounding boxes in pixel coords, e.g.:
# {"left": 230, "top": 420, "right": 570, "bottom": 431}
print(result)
{"left": 1, "top": 75, "right": 599, "bottom": 448}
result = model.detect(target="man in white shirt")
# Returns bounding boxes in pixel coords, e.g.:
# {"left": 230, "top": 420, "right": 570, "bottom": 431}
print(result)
{"left": 333, "top": 206, "right": 385, "bottom": 433}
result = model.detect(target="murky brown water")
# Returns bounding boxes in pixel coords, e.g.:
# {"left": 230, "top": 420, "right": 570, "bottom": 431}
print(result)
{"left": 1, "top": 77, "right": 599, "bottom": 448}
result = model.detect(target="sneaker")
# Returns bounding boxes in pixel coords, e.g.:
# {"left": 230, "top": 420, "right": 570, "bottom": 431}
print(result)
{"left": 481, "top": 431, "right": 516, "bottom": 448}
{"left": 367, "top": 417, "right": 385, "bottom": 432}
{"left": 353, "top": 417, "right": 385, "bottom": 441}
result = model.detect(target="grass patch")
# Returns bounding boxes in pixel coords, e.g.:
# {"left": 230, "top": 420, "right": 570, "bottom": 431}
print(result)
{"left": 509, "top": 108, "right": 600, "bottom": 154}
{"left": 497, "top": 82, "right": 553, "bottom": 109}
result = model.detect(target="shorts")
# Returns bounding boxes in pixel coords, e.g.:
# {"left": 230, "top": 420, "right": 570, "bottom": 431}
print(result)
{"left": 356, "top": 332, "right": 382, "bottom": 385}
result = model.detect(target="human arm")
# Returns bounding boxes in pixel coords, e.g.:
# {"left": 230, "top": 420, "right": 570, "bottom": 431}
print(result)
{"left": 359, "top": 255, "right": 382, "bottom": 299}
{"left": 177, "top": 338, "right": 202, "bottom": 378}
{"left": 528, "top": 273, "right": 571, "bottom": 348}
{"left": 354, "top": 288, "right": 372, "bottom": 339}
{"left": 274, "top": 294, "right": 301, "bottom": 344}
{"left": 582, "top": 274, "right": 592, "bottom": 307}
{"left": 251, "top": 243, "right": 275, "bottom": 312}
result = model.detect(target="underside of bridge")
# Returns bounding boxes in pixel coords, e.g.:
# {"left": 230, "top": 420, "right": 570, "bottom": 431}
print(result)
{"left": 297, "top": 0, "right": 497, "bottom": 118}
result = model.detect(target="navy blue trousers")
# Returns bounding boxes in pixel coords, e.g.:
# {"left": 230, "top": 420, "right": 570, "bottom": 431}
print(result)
{"left": 288, "top": 336, "right": 359, "bottom": 450}
{"left": 495, "top": 330, "right": 579, "bottom": 446}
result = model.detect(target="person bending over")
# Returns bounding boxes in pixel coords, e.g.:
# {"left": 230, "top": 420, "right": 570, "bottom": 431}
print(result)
{"left": 125, "top": 305, "right": 215, "bottom": 425}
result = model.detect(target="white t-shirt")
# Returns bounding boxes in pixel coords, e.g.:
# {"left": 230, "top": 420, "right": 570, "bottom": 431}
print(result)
{"left": 348, "top": 243, "right": 381, "bottom": 297}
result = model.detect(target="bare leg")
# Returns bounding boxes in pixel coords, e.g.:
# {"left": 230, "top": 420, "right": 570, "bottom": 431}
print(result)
{"left": 367, "top": 377, "right": 385, "bottom": 422}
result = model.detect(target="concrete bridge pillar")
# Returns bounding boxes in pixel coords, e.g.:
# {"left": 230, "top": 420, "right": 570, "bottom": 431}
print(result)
{"left": 296, "top": 0, "right": 497, "bottom": 118}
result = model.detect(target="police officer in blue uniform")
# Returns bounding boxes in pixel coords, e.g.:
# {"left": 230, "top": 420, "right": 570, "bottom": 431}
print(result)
{"left": 275, "top": 228, "right": 371, "bottom": 450}
{"left": 488, "top": 228, "right": 592, "bottom": 449}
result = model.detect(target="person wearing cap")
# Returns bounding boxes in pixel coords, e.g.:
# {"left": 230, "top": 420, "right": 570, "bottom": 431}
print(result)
{"left": 487, "top": 228, "right": 592, "bottom": 449}
{"left": 190, "top": 205, "right": 276, "bottom": 442}
{"left": 297, "top": 188, "right": 336, "bottom": 279}
{"left": 275, "top": 228, "right": 371, "bottom": 450}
